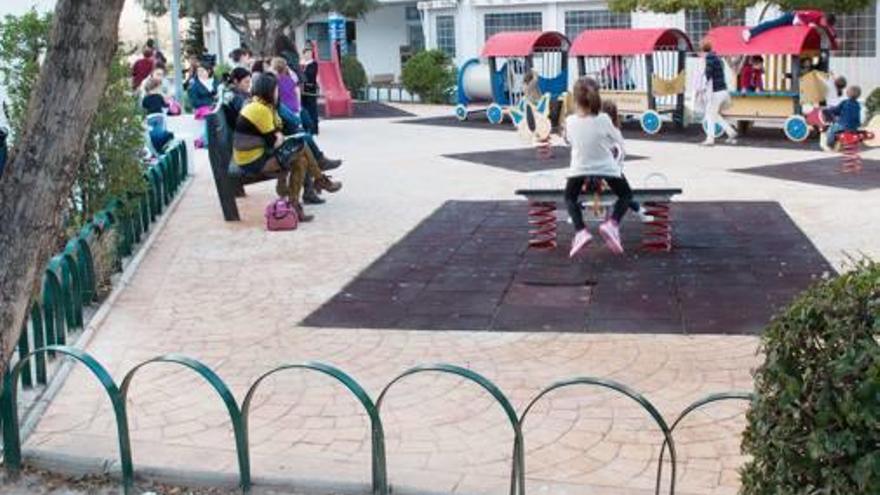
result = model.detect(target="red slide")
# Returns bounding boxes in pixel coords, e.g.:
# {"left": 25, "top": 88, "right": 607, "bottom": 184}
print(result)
{"left": 311, "top": 41, "right": 354, "bottom": 118}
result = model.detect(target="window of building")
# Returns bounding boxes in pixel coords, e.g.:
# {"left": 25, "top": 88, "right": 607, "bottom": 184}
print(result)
{"left": 436, "top": 15, "right": 456, "bottom": 57}
{"left": 833, "top": 2, "right": 877, "bottom": 57}
{"left": 307, "top": 21, "right": 357, "bottom": 59}
{"left": 685, "top": 9, "right": 745, "bottom": 45}
{"left": 564, "top": 10, "right": 631, "bottom": 39}
{"left": 484, "top": 12, "right": 542, "bottom": 40}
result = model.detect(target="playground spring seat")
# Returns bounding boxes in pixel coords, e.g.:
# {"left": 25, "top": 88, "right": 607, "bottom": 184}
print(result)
{"left": 838, "top": 130, "right": 874, "bottom": 174}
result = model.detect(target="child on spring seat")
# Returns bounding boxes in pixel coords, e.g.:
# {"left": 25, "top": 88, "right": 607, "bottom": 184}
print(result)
{"left": 563, "top": 78, "right": 634, "bottom": 257}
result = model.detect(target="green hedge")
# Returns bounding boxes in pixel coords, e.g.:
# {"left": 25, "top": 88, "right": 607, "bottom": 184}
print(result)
{"left": 341, "top": 55, "right": 367, "bottom": 98}
{"left": 401, "top": 50, "right": 455, "bottom": 104}
{"left": 740, "top": 260, "right": 880, "bottom": 494}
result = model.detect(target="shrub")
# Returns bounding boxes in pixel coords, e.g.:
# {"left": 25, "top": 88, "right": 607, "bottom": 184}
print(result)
{"left": 401, "top": 49, "right": 455, "bottom": 104}
{"left": 0, "top": 9, "right": 52, "bottom": 137}
{"left": 341, "top": 55, "right": 367, "bottom": 98}
{"left": 866, "top": 87, "right": 880, "bottom": 120}
{"left": 740, "top": 260, "right": 880, "bottom": 494}
{"left": 0, "top": 10, "right": 145, "bottom": 228}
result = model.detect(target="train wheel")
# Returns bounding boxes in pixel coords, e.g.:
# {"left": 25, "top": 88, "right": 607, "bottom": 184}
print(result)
{"left": 784, "top": 115, "right": 810, "bottom": 142}
{"left": 487, "top": 104, "right": 504, "bottom": 124}
{"left": 455, "top": 104, "right": 468, "bottom": 121}
{"left": 640, "top": 110, "right": 662, "bottom": 135}
{"left": 702, "top": 119, "right": 724, "bottom": 139}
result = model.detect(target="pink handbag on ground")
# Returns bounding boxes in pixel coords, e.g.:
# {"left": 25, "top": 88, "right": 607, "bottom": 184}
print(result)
{"left": 265, "top": 199, "right": 298, "bottom": 231}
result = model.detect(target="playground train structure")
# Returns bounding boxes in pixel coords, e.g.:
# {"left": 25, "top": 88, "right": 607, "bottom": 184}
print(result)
{"left": 454, "top": 24, "right": 878, "bottom": 144}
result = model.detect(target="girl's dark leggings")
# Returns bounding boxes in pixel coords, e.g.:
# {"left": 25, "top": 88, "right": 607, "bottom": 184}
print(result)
{"left": 564, "top": 175, "right": 634, "bottom": 231}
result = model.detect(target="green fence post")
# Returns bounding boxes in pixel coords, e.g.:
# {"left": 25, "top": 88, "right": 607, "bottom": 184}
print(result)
{"left": 1, "top": 346, "right": 134, "bottom": 494}
{"left": 377, "top": 364, "right": 522, "bottom": 495}
{"left": 60, "top": 253, "right": 83, "bottom": 329}
{"left": 241, "top": 362, "right": 388, "bottom": 495}
{"left": 30, "top": 303, "right": 47, "bottom": 385}
{"left": 520, "top": 377, "right": 679, "bottom": 495}
{"left": 654, "top": 392, "right": 754, "bottom": 495}
{"left": 41, "top": 269, "right": 64, "bottom": 355}
{"left": 16, "top": 323, "right": 32, "bottom": 389}
{"left": 120, "top": 354, "right": 250, "bottom": 492}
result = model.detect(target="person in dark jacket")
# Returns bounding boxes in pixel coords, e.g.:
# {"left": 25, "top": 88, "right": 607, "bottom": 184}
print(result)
{"left": 274, "top": 33, "right": 304, "bottom": 81}
{"left": 824, "top": 85, "right": 862, "bottom": 150}
{"left": 300, "top": 46, "right": 320, "bottom": 135}
{"left": 0, "top": 126, "right": 8, "bottom": 177}
{"left": 701, "top": 39, "right": 737, "bottom": 146}
{"left": 188, "top": 65, "right": 218, "bottom": 114}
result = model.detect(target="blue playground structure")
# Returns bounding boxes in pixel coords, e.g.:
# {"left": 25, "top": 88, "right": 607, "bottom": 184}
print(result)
{"left": 455, "top": 31, "right": 570, "bottom": 124}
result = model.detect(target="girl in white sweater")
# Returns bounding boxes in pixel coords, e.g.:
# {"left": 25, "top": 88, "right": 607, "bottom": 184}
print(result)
{"left": 564, "top": 78, "right": 633, "bottom": 257}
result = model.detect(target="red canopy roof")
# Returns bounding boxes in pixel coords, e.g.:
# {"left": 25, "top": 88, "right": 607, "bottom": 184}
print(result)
{"left": 571, "top": 28, "right": 692, "bottom": 56}
{"left": 705, "top": 25, "right": 836, "bottom": 56}
{"left": 481, "top": 31, "right": 569, "bottom": 57}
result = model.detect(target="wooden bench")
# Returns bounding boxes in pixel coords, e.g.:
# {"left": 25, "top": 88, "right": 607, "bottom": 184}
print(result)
{"left": 515, "top": 187, "right": 683, "bottom": 252}
{"left": 367, "top": 73, "right": 412, "bottom": 102}
{"left": 205, "top": 108, "right": 294, "bottom": 221}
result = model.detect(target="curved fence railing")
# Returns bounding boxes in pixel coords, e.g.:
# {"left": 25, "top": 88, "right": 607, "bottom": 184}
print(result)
{"left": 7, "top": 140, "right": 188, "bottom": 392}
{"left": 1, "top": 347, "right": 754, "bottom": 495}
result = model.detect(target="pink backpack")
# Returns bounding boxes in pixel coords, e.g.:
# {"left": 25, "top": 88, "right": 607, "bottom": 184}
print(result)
{"left": 265, "top": 199, "right": 298, "bottom": 231}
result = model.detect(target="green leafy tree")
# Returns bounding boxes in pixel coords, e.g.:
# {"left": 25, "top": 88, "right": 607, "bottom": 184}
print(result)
{"left": 72, "top": 52, "right": 147, "bottom": 226}
{"left": 184, "top": 13, "right": 206, "bottom": 56}
{"left": 0, "top": 9, "right": 52, "bottom": 137}
{"left": 401, "top": 49, "right": 456, "bottom": 104}
{"left": 608, "top": 0, "right": 874, "bottom": 28}
{"left": 1, "top": 11, "right": 146, "bottom": 226}
{"left": 740, "top": 260, "right": 880, "bottom": 494}
{"left": 139, "top": 0, "right": 377, "bottom": 56}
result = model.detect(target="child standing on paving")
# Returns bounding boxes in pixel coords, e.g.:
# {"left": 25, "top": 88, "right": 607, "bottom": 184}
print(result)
{"left": 563, "top": 77, "right": 633, "bottom": 258}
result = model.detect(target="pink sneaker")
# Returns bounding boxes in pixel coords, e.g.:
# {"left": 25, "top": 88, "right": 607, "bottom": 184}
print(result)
{"left": 598, "top": 220, "right": 624, "bottom": 254}
{"left": 569, "top": 229, "right": 592, "bottom": 258}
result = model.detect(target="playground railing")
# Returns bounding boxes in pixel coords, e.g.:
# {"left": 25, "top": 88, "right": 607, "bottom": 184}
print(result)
{"left": 1, "top": 344, "right": 753, "bottom": 495}
{"left": 2, "top": 139, "right": 189, "bottom": 418}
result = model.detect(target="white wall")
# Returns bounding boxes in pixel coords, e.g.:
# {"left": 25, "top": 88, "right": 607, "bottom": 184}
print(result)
{"left": 354, "top": 4, "right": 412, "bottom": 77}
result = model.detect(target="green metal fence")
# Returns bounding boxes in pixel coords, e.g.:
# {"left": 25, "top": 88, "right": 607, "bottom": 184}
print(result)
{"left": 6, "top": 139, "right": 188, "bottom": 392}
{"left": 1, "top": 346, "right": 753, "bottom": 495}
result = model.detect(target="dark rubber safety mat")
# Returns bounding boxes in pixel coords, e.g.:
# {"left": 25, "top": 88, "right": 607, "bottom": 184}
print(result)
{"left": 320, "top": 101, "right": 415, "bottom": 119}
{"left": 398, "top": 113, "right": 819, "bottom": 151}
{"left": 443, "top": 146, "right": 644, "bottom": 173}
{"left": 735, "top": 157, "right": 880, "bottom": 191}
{"left": 303, "top": 201, "right": 834, "bottom": 334}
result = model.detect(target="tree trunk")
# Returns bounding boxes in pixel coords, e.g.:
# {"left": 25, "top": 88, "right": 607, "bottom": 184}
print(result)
{"left": 0, "top": 0, "right": 126, "bottom": 379}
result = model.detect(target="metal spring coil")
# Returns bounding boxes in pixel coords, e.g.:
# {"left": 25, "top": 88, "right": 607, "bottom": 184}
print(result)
{"left": 641, "top": 201, "right": 672, "bottom": 252}
{"left": 528, "top": 201, "right": 558, "bottom": 250}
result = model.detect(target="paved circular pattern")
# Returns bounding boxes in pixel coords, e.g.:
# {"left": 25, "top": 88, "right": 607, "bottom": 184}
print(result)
{"left": 23, "top": 108, "right": 880, "bottom": 495}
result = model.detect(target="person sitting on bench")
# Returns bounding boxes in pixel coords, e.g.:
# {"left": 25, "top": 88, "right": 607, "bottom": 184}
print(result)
{"left": 822, "top": 85, "right": 862, "bottom": 151}
{"left": 224, "top": 67, "right": 343, "bottom": 205}
{"left": 233, "top": 72, "right": 341, "bottom": 222}
{"left": 743, "top": 10, "right": 836, "bottom": 43}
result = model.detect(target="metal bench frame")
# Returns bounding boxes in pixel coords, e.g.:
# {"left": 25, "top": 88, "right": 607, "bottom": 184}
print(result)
{"left": 205, "top": 108, "right": 286, "bottom": 221}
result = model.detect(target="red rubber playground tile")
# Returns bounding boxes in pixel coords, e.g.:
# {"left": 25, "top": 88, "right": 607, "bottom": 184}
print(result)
{"left": 302, "top": 201, "right": 834, "bottom": 334}
{"left": 734, "top": 156, "right": 880, "bottom": 191}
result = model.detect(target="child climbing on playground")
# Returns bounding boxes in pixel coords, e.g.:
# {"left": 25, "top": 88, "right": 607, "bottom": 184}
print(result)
{"left": 743, "top": 10, "right": 836, "bottom": 42}
{"left": 822, "top": 85, "right": 862, "bottom": 151}
{"left": 563, "top": 77, "right": 633, "bottom": 257}
{"left": 739, "top": 56, "right": 764, "bottom": 92}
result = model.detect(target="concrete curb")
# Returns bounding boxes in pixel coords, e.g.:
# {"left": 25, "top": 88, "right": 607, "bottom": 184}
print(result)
{"left": 17, "top": 175, "right": 196, "bottom": 445}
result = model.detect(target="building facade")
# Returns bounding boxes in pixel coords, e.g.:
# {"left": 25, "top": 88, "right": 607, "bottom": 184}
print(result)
{"left": 418, "top": 1, "right": 880, "bottom": 90}
{"left": 205, "top": 1, "right": 878, "bottom": 89}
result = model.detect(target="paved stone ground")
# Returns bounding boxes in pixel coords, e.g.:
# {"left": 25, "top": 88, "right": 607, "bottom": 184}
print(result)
{"left": 23, "top": 105, "right": 880, "bottom": 495}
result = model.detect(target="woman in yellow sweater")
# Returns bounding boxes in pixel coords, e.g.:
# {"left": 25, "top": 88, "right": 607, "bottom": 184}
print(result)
{"left": 233, "top": 72, "right": 341, "bottom": 221}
